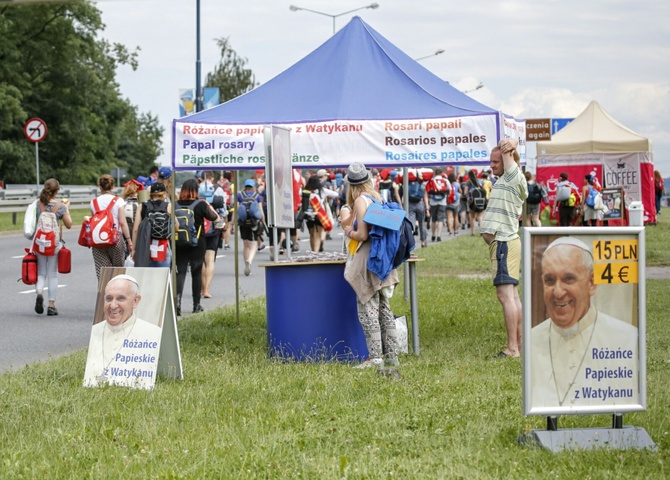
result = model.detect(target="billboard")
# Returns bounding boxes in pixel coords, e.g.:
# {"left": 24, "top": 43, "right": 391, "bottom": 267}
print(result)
{"left": 522, "top": 227, "right": 646, "bottom": 416}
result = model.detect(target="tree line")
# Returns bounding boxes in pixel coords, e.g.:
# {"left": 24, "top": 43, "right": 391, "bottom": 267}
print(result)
{"left": 0, "top": 2, "right": 257, "bottom": 185}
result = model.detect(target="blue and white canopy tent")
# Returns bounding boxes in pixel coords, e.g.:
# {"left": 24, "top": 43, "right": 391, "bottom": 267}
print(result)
{"left": 172, "top": 16, "right": 522, "bottom": 171}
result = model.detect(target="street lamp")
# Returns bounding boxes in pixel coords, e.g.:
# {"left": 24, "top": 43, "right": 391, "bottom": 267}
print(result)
{"left": 289, "top": 3, "right": 380, "bottom": 35}
{"left": 195, "top": 0, "right": 202, "bottom": 112}
{"left": 463, "top": 82, "right": 484, "bottom": 94}
{"left": 414, "top": 49, "right": 445, "bottom": 62}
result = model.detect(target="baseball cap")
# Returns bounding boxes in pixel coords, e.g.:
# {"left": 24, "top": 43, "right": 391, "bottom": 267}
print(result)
{"left": 316, "top": 169, "right": 328, "bottom": 178}
{"left": 150, "top": 182, "right": 166, "bottom": 193}
{"left": 158, "top": 167, "right": 172, "bottom": 179}
{"left": 244, "top": 179, "right": 256, "bottom": 188}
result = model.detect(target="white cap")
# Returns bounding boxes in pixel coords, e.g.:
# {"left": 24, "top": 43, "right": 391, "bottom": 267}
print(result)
{"left": 543, "top": 237, "right": 592, "bottom": 257}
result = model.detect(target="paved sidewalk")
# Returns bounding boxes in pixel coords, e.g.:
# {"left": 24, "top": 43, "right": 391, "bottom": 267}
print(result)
{"left": 646, "top": 266, "right": 670, "bottom": 280}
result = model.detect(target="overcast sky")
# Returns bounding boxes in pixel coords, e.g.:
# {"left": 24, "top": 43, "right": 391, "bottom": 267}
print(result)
{"left": 98, "top": 0, "right": 670, "bottom": 176}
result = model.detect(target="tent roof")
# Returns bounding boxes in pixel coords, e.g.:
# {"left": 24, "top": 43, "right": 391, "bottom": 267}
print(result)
{"left": 180, "top": 16, "right": 497, "bottom": 125}
{"left": 537, "top": 100, "right": 651, "bottom": 155}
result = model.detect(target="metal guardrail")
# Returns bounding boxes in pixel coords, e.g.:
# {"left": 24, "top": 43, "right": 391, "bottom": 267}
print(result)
{"left": 0, "top": 185, "right": 123, "bottom": 224}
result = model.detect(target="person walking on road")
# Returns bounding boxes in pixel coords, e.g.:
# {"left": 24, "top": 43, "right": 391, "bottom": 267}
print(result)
{"left": 33, "top": 178, "right": 72, "bottom": 316}
{"left": 90, "top": 174, "right": 133, "bottom": 281}
{"left": 175, "top": 179, "right": 220, "bottom": 315}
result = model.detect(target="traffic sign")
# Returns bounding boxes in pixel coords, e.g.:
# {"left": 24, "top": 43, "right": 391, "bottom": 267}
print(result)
{"left": 525, "top": 118, "right": 551, "bottom": 141}
{"left": 24, "top": 118, "right": 48, "bottom": 143}
{"left": 551, "top": 118, "right": 574, "bottom": 135}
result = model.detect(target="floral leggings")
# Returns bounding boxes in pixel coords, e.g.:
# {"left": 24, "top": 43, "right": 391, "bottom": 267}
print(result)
{"left": 356, "top": 290, "right": 399, "bottom": 360}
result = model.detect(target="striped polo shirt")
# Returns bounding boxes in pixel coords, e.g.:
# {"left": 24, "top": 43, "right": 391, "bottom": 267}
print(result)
{"left": 481, "top": 164, "right": 528, "bottom": 242}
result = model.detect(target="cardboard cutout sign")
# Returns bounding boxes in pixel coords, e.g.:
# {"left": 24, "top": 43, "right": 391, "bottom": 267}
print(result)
{"left": 83, "top": 267, "right": 183, "bottom": 390}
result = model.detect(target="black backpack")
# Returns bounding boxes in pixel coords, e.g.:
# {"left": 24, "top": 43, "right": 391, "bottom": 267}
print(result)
{"left": 468, "top": 182, "right": 487, "bottom": 212}
{"left": 527, "top": 183, "right": 542, "bottom": 205}
{"left": 174, "top": 200, "right": 201, "bottom": 247}
{"left": 144, "top": 200, "right": 171, "bottom": 239}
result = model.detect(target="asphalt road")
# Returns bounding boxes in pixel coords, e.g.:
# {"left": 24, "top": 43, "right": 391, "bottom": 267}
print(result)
{"left": 1, "top": 227, "right": 346, "bottom": 372}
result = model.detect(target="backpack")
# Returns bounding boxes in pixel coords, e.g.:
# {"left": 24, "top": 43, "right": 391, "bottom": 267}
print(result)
{"left": 144, "top": 200, "right": 171, "bottom": 239}
{"left": 408, "top": 181, "right": 423, "bottom": 203}
{"left": 31, "top": 202, "right": 61, "bottom": 256}
{"left": 218, "top": 178, "right": 232, "bottom": 206}
{"left": 23, "top": 200, "right": 39, "bottom": 240}
{"left": 527, "top": 183, "right": 542, "bottom": 204}
{"left": 124, "top": 198, "right": 138, "bottom": 236}
{"left": 585, "top": 186, "right": 599, "bottom": 208}
{"left": 427, "top": 176, "right": 448, "bottom": 201}
{"left": 238, "top": 192, "right": 262, "bottom": 229}
{"left": 468, "top": 182, "right": 487, "bottom": 212}
{"left": 175, "top": 200, "right": 202, "bottom": 247}
{"left": 198, "top": 181, "right": 215, "bottom": 203}
{"left": 81, "top": 197, "right": 120, "bottom": 248}
{"left": 555, "top": 183, "right": 573, "bottom": 202}
{"left": 379, "top": 181, "right": 393, "bottom": 203}
{"left": 447, "top": 183, "right": 459, "bottom": 205}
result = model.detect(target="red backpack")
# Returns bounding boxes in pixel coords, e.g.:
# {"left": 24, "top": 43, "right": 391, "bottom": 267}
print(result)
{"left": 31, "top": 202, "right": 61, "bottom": 256}
{"left": 447, "top": 186, "right": 456, "bottom": 205}
{"left": 428, "top": 176, "right": 449, "bottom": 194}
{"left": 80, "top": 197, "right": 120, "bottom": 248}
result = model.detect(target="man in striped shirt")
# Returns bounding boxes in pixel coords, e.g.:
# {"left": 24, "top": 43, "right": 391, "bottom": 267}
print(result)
{"left": 481, "top": 138, "right": 528, "bottom": 358}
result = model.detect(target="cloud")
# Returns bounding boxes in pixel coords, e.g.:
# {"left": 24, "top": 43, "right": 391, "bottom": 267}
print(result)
{"left": 98, "top": 0, "right": 670, "bottom": 175}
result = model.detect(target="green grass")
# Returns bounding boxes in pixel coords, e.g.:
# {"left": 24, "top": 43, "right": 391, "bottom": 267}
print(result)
{"left": 1, "top": 216, "right": 669, "bottom": 478}
{"left": 0, "top": 208, "right": 90, "bottom": 233}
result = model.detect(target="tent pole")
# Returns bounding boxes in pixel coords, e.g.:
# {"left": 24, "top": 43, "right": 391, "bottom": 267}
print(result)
{"left": 403, "top": 167, "right": 409, "bottom": 301}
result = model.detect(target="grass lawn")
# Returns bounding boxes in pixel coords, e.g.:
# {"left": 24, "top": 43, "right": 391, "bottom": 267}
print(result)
{"left": 0, "top": 215, "right": 668, "bottom": 478}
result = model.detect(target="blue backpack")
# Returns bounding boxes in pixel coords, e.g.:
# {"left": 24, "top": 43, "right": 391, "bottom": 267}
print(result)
{"left": 408, "top": 181, "right": 424, "bottom": 202}
{"left": 585, "top": 186, "right": 599, "bottom": 208}
{"left": 238, "top": 192, "right": 262, "bottom": 229}
{"left": 198, "top": 182, "right": 215, "bottom": 203}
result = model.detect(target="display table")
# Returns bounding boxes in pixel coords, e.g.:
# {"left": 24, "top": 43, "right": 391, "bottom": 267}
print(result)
{"left": 262, "top": 257, "right": 424, "bottom": 361}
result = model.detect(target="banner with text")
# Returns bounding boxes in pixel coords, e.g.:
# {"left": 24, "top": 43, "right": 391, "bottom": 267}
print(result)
{"left": 172, "top": 115, "right": 506, "bottom": 170}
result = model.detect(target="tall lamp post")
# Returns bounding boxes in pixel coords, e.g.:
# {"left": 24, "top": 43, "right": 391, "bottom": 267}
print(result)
{"left": 289, "top": 3, "right": 380, "bottom": 35}
{"left": 195, "top": 0, "right": 202, "bottom": 112}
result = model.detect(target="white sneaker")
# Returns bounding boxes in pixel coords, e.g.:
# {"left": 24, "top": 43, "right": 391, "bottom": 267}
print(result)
{"left": 244, "top": 261, "right": 251, "bottom": 276}
{"left": 354, "top": 358, "right": 383, "bottom": 369}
